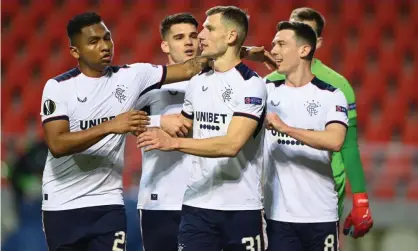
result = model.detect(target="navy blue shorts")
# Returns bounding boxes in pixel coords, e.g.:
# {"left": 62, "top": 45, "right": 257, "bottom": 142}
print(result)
{"left": 266, "top": 220, "right": 339, "bottom": 251}
{"left": 178, "top": 205, "right": 266, "bottom": 251}
{"left": 139, "top": 209, "right": 182, "bottom": 251}
{"left": 42, "top": 205, "right": 127, "bottom": 251}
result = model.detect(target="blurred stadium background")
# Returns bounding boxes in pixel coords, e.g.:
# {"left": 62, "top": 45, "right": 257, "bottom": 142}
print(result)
{"left": 1, "top": 0, "right": 418, "bottom": 250}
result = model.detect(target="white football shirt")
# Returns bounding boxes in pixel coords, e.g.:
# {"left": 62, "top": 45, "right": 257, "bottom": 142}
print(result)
{"left": 263, "top": 77, "right": 349, "bottom": 223}
{"left": 135, "top": 81, "right": 189, "bottom": 210}
{"left": 181, "top": 62, "right": 267, "bottom": 211}
{"left": 40, "top": 64, "right": 166, "bottom": 210}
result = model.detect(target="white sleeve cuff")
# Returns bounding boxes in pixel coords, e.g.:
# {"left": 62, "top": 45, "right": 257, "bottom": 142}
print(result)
{"left": 148, "top": 115, "right": 161, "bottom": 128}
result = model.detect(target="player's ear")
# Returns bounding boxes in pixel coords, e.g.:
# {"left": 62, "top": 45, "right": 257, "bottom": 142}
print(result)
{"left": 227, "top": 29, "right": 238, "bottom": 45}
{"left": 299, "top": 44, "right": 312, "bottom": 59}
{"left": 69, "top": 46, "right": 80, "bottom": 60}
{"left": 161, "top": 41, "right": 170, "bottom": 54}
{"left": 316, "top": 37, "right": 323, "bottom": 50}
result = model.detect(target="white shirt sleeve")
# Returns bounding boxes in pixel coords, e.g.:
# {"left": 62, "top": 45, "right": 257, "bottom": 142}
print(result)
{"left": 129, "top": 63, "right": 167, "bottom": 100}
{"left": 40, "top": 79, "right": 69, "bottom": 124}
{"left": 326, "top": 89, "right": 349, "bottom": 128}
{"left": 181, "top": 78, "right": 195, "bottom": 120}
{"left": 233, "top": 77, "right": 267, "bottom": 121}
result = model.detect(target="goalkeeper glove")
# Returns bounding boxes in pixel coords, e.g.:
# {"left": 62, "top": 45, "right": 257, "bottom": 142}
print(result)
{"left": 343, "top": 192, "right": 373, "bottom": 238}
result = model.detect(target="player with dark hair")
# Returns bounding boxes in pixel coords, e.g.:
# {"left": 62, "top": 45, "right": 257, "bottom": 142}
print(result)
{"left": 40, "top": 12, "right": 210, "bottom": 251}
{"left": 137, "top": 6, "right": 267, "bottom": 251}
{"left": 265, "top": 7, "right": 373, "bottom": 239}
{"left": 135, "top": 12, "right": 199, "bottom": 251}
{"left": 264, "top": 21, "right": 348, "bottom": 251}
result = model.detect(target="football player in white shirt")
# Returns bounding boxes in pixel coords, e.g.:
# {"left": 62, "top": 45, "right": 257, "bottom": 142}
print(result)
{"left": 263, "top": 21, "right": 348, "bottom": 251}
{"left": 40, "top": 12, "right": 210, "bottom": 251}
{"left": 135, "top": 13, "right": 198, "bottom": 251}
{"left": 137, "top": 6, "right": 267, "bottom": 251}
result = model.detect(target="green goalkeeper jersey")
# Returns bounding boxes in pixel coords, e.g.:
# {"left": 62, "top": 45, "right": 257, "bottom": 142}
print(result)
{"left": 265, "top": 59, "right": 365, "bottom": 218}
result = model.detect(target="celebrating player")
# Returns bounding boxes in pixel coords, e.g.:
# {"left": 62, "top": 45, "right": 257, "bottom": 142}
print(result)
{"left": 265, "top": 7, "right": 373, "bottom": 238}
{"left": 137, "top": 6, "right": 267, "bottom": 251}
{"left": 135, "top": 13, "right": 198, "bottom": 251}
{"left": 40, "top": 12, "right": 210, "bottom": 251}
{"left": 264, "top": 21, "right": 348, "bottom": 251}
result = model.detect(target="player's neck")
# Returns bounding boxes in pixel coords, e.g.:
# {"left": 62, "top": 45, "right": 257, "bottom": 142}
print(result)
{"left": 213, "top": 48, "right": 241, "bottom": 72}
{"left": 167, "top": 55, "right": 176, "bottom": 65}
{"left": 285, "top": 63, "right": 315, "bottom": 87}
{"left": 78, "top": 63, "right": 108, "bottom": 78}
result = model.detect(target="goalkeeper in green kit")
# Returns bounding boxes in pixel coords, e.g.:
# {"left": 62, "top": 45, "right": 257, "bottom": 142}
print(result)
{"left": 265, "top": 7, "right": 373, "bottom": 238}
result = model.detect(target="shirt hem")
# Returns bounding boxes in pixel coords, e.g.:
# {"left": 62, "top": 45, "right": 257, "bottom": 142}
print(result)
{"left": 183, "top": 202, "right": 263, "bottom": 211}
{"left": 267, "top": 216, "right": 339, "bottom": 223}
{"left": 42, "top": 200, "right": 124, "bottom": 211}
{"left": 137, "top": 204, "right": 182, "bottom": 211}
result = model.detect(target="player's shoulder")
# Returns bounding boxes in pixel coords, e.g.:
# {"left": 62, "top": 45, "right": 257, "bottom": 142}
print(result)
{"left": 233, "top": 62, "right": 265, "bottom": 89}
{"left": 44, "top": 68, "right": 81, "bottom": 93}
{"left": 311, "top": 77, "right": 339, "bottom": 93}
{"left": 311, "top": 78, "right": 346, "bottom": 104}
{"left": 264, "top": 78, "right": 285, "bottom": 93}
{"left": 52, "top": 67, "right": 81, "bottom": 83}
{"left": 234, "top": 62, "right": 261, "bottom": 81}
{"left": 107, "top": 64, "right": 142, "bottom": 76}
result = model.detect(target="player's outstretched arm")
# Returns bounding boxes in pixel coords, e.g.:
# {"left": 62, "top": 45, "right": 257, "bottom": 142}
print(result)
{"left": 268, "top": 115, "right": 347, "bottom": 152}
{"left": 137, "top": 115, "right": 259, "bottom": 157}
{"left": 266, "top": 89, "right": 349, "bottom": 152}
{"left": 44, "top": 110, "right": 150, "bottom": 158}
{"left": 164, "top": 56, "right": 211, "bottom": 85}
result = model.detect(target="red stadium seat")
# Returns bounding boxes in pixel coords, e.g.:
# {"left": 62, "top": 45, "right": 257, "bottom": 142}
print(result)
{"left": 372, "top": 177, "right": 396, "bottom": 199}
{"left": 380, "top": 93, "right": 408, "bottom": 128}
{"left": 360, "top": 153, "right": 374, "bottom": 181}
{"left": 375, "top": 1, "right": 398, "bottom": 28}
{"left": 402, "top": 119, "right": 418, "bottom": 145}
{"left": 364, "top": 115, "right": 393, "bottom": 142}
{"left": 98, "top": 1, "right": 124, "bottom": 27}
{"left": 398, "top": 71, "right": 418, "bottom": 102}
{"left": 407, "top": 179, "right": 418, "bottom": 201}
{"left": 358, "top": 21, "right": 382, "bottom": 51}
{"left": 1, "top": 1, "right": 21, "bottom": 19}
{"left": 340, "top": 0, "right": 366, "bottom": 29}
{"left": 131, "top": 0, "right": 158, "bottom": 21}
{"left": 393, "top": 21, "right": 415, "bottom": 50}
{"left": 380, "top": 155, "right": 413, "bottom": 183}
{"left": 166, "top": 0, "right": 193, "bottom": 14}
{"left": 2, "top": 109, "right": 26, "bottom": 134}
{"left": 60, "top": 1, "right": 92, "bottom": 21}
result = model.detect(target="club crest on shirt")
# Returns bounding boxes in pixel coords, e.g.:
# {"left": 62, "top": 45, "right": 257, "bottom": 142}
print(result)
{"left": 112, "top": 84, "right": 127, "bottom": 103}
{"left": 304, "top": 100, "right": 321, "bottom": 116}
{"left": 221, "top": 86, "right": 233, "bottom": 102}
